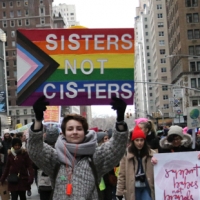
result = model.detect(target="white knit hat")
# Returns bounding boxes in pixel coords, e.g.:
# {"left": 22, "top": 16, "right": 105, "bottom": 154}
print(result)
{"left": 168, "top": 125, "right": 183, "bottom": 139}
{"left": 3, "top": 129, "right": 10, "bottom": 135}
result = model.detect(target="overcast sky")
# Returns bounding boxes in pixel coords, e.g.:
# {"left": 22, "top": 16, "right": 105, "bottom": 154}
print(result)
{"left": 53, "top": 0, "right": 139, "bottom": 116}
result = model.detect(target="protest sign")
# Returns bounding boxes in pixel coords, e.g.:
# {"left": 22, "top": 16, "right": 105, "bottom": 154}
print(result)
{"left": 44, "top": 106, "right": 61, "bottom": 123}
{"left": 187, "top": 106, "right": 200, "bottom": 128}
{"left": 154, "top": 152, "right": 200, "bottom": 200}
{"left": 17, "top": 28, "right": 134, "bottom": 106}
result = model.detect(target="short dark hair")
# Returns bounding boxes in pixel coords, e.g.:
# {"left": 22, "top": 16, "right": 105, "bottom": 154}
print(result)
{"left": 61, "top": 114, "right": 88, "bottom": 135}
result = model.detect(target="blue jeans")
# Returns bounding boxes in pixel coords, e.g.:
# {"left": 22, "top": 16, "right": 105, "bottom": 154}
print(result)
{"left": 135, "top": 187, "right": 152, "bottom": 200}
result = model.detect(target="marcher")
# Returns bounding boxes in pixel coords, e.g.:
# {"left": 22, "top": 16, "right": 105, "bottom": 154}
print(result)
{"left": 0, "top": 129, "right": 12, "bottom": 170}
{"left": 135, "top": 118, "right": 159, "bottom": 150}
{"left": 28, "top": 96, "right": 128, "bottom": 200}
{"left": 0, "top": 138, "right": 34, "bottom": 200}
{"left": 116, "top": 125, "right": 155, "bottom": 200}
{"left": 38, "top": 126, "right": 60, "bottom": 200}
{"left": 158, "top": 125, "right": 192, "bottom": 153}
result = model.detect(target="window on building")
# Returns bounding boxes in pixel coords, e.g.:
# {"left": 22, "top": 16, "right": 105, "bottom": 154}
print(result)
{"left": 40, "top": 0, "right": 43, "bottom": 4}
{"left": 2, "top": 2, "right": 6, "bottom": 8}
{"left": 162, "top": 86, "right": 168, "bottom": 91}
{"left": 163, "top": 95, "right": 168, "bottom": 100}
{"left": 161, "top": 76, "right": 167, "bottom": 81}
{"left": 146, "top": 39, "right": 149, "bottom": 42}
{"left": 40, "top": 7, "right": 44, "bottom": 14}
{"left": 10, "top": 1, "right": 13, "bottom": 7}
{"left": 25, "top": 10, "right": 29, "bottom": 16}
{"left": 157, "top": 13, "right": 163, "bottom": 18}
{"left": 189, "top": 46, "right": 195, "bottom": 54}
{"left": 70, "top": 13, "right": 74, "bottom": 15}
{"left": 11, "top": 31, "right": 15, "bottom": 37}
{"left": 160, "top": 49, "right": 166, "bottom": 54}
{"left": 7, "top": 71, "right": 9, "bottom": 76}
{"left": 190, "top": 62, "right": 196, "bottom": 71}
{"left": 164, "top": 104, "right": 169, "bottom": 109}
{"left": 31, "top": 109, "right": 34, "bottom": 114}
{"left": 159, "top": 40, "right": 165, "bottom": 46}
{"left": 24, "top": 0, "right": 28, "bottom": 6}
{"left": 161, "top": 58, "right": 166, "bottom": 63}
{"left": 185, "top": 0, "right": 198, "bottom": 7}
{"left": 195, "top": 45, "right": 200, "bottom": 54}
{"left": 24, "top": 109, "right": 27, "bottom": 114}
{"left": 197, "top": 61, "right": 200, "bottom": 71}
{"left": 158, "top": 22, "right": 164, "bottom": 27}
{"left": 187, "top": 13, "right": 199, "bottom": 23}
{"left": 194, "top": 29, "right": 200, "bottom": 38}
{"left": 146, "top": 32, "right": 148, "bottom": 36}
{"left": 6, "top": 51, "right": 8, "bottom": 56}
{"left": 17, "top": 120, "right": 20, "bottom": 124}
{"left": 145, "top": 25, "right": 148, "bottom": 28}
{"left": 25, "top": 19, "right": 30, "bottom": 26}
{"left": 10, "top": 20, "right": 15, "bottom": 27}
{"left": 157, "top": 4, "right": 162, "bottom": 9}
{"left": 147, "top": 59, "right": 150, "bottom": 63}
{"left": 10, "top": 11, "right": 14, "bottom": 18}
{"left": 188, "top": 30, "right": 193, "bottom": 39}
{"left": 2, "top": 21, "right": 7, "bottom": 28}
{"left": 24, "top": 119, "right": 28, "bottom": 124}
{"left": 145, "top": 18, "right": 147, "bottom": 21}
{"left": 6, "top": 61, "right": 9, "bottom": 66}
{"left": 17, "top": 19, "right": 22, "bottom": 26}
{"left": 14, "top": 71, "right": 17, "bottom": 77}
{"left": 147, "top": 52, "right": 150, "bottom": 56}
{"left": 13, "top": 60, "right": 16, "bottom": 65}
{"left": 17, "top": 10, "right": 21, "bottom": 16}
{"left": 192, "top": 100, "right": 198, "bottom": 106}
{"left": 148, "top": 66, "right": 151, "bottom": 70}
{"left": 16, "top": 110, "right": 19, "bottom": 115}
{"left": 147, "top": 46, "right": 149, "bottom": 50}
{"left": 17, "top": 1, "right": 21, "bottom": 6}
{"left": 148, "top": 73, "right": 151, "bottom": 76}
{"left": 7, "top": 81, "right": 10, "bottom": 86}
{"left": 159, "top": 31, "right": 164, "bottom": 36}
{"left": 150, "top": 93, "right": 153, "bottom": 97}
{"left": 12, "top": 41, "right": 15, "bottom": 47}
{"left": 3, "top": 11, "right": 6, "bottom": 17}
{"left": 40, "top": 18, "right": 45, "bottom": 24}
{"left": 191, "top": 78, "right": 197, "bottom": 88}
{"left": 161, "top": 67, "right": 167, "bottom": 72}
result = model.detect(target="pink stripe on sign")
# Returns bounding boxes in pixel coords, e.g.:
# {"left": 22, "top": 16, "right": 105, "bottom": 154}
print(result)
{"left": 17, "top": 49, "right": 38, "bottom": 87}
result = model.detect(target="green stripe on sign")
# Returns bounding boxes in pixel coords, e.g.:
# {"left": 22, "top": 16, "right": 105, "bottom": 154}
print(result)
{"left": 47, "top": 68, "right": 134, "bottom": 81}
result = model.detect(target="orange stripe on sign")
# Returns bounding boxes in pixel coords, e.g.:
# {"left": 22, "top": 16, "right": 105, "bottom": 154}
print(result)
{"left": 33, "top": 40, "right": 135, "bottom": 55}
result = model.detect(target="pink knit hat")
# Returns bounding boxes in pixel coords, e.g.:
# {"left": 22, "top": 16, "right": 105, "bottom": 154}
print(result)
{"left": 135, "top": 118, "right": 148, "bottom": 125}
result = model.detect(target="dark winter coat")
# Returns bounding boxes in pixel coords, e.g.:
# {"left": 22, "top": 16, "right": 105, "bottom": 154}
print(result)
{"left": 0, "top": 138, "right": 12, "bottom": 164}
{"left": 0, "top": 149, "right": 34, "bottom": 192}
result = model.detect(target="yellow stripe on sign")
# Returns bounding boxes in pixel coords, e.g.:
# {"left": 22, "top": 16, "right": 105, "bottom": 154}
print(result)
{"left": 50, "top": 54, "right": 134, "bottom": 69}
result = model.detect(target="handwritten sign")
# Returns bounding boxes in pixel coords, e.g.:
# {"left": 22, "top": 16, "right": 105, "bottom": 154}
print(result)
{"left": 187, "top": 106, "right": 200, "bottom": 128}
{"left": 44, "top": 106, "right": 61, "bottom": 123}
{"left": 17, "top": 28, "right": 134, "bottom": 106}
{"left": 154, "top": 152, "right": 200, "bottom": 200}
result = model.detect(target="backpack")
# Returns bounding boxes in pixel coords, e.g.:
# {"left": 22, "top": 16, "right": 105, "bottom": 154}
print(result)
{"left": 37, "top": 169, "right": 53, "bottom": 191}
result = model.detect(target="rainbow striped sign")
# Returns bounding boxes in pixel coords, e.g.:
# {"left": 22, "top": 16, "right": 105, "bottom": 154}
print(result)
{"left": 17, "top": 28, "right": 134, "bottom": 106}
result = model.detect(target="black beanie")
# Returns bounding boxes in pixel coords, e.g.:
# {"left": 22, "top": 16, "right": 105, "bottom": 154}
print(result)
{"left": 12, "top": 138, "right": 22, "bottom": 147}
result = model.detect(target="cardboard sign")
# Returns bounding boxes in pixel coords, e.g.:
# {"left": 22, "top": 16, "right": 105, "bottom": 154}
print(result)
{"left": 154, "top": 152, "right": 200, "bottom": 200}
{"left": 44, "top": 106, "right": 61, "bottom": 123}
{"left": 17, "top": 28, "right": 134, "bottom": 106}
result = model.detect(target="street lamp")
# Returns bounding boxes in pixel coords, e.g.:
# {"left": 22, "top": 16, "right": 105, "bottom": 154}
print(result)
{"left": 0, "top": 30, "right": 9, "bottom": 117}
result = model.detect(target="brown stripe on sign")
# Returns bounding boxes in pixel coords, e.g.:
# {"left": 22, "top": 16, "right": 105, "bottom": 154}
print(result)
{"left": 16, "top": 30, "right": 59, "bottom": 105}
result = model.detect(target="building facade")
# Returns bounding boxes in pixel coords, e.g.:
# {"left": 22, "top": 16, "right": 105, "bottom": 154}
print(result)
{"left": 0, "top": 0, "right": 54, "bottom": 129}
{"left": 166, "top": 0, "right": 200, "bottom": 118}
{"left": 135, "top": 0, "right": 172, "bottom": 124}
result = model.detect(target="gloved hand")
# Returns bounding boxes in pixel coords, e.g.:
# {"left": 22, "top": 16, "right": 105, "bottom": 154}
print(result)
{"left": 33, "top": 96, "right": 49, "bottom": 121}
{"left": 110, "top": 96, "right": 127, "bottom": 122}
{"left": 116, "top": 196, "right": 123, "bottom": 200}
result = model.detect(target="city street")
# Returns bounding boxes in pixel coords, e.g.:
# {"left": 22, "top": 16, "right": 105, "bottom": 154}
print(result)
{"left": 27, "top": 183, "right": 39, "bottom": 200}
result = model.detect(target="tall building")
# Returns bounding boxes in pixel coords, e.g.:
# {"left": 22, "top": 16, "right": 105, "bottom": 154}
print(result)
{"left": 0, "top": 0, "right": 54, "bottom": 129}
{"left": 135, "top": 0, "right": 172, "bottom": 125}
{"left": 52, "top": 4, "right": 79, "bottom": 28}
{"left": 166, "top": 0, "right": 200, "bottom": 118}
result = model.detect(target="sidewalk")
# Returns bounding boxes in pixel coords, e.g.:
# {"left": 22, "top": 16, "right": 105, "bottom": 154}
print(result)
{"left": 27, "top": 183, "right": 39, "bottom": 200}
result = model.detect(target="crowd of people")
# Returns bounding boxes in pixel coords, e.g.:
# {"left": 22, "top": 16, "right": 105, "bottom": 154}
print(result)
{"left": 0, "top": 96, "right": 199, "bottom": 200}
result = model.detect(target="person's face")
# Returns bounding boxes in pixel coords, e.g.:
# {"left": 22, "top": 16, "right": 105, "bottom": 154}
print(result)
{"left": 13, "top": 143, "right": 21, "bottom": 151}
{"left": 4, "top": 133, "right": 10, "bottom": 139}
{"left": 65, "top": 120, "right": 85, "bottom": 144}
{"left": 138, "top": 124, "right": 148, "bottom": 135}
{"left": 103, "top": 135, "right": 109, "bottom": 143}
{"left": 22, "top": 134, "right": 26, "bottom": 142}
{"left": 172, "top": 136, "right": 182, "bottom": 147}
{"left": 134, "top": 138, "right": 145, "bottom": 150}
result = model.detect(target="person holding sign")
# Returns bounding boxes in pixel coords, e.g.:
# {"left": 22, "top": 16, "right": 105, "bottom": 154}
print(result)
{"left": 27, "top": 96, "right": 129, "bottom": 200}
{"left": 116, "top": 125, "right": 155, "bottom": 200}
{"left": 159, "top": 125, "right": 193, "bottom": 153}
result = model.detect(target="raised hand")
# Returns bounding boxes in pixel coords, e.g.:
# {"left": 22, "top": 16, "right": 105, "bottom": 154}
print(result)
{"left": 110, "top": 96, "right": 127, "bottom": 122}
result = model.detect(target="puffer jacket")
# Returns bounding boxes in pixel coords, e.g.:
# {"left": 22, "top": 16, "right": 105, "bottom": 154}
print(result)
{"left": 28, "top": 124, "right": 128, "bottom": 200}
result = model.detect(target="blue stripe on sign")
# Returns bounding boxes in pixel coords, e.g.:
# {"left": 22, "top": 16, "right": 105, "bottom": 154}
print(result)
{"left": 35, "top": 80, "right": 134, "bottom": 92}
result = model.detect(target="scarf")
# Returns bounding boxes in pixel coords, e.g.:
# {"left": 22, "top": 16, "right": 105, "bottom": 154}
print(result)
{"left": 11, "top": 147, "right": 21, "bottom": 156}
{"left": 55, "top": 130, "right": 97, "bottom": 167}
